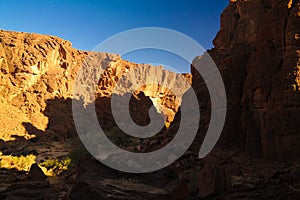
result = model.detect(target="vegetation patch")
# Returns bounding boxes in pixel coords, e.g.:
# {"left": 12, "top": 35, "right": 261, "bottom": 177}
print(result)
{"left": 0, "top": 153, "right": 36, "bottom": 171}
{"left": 0, "top": 152, "right": 72, "bottom": 176}
{"left": 39, "top": 157, "right": 71, "bottom": 176}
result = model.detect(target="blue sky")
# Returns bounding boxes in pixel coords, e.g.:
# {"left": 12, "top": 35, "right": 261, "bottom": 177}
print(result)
{"left": 0, "top": 0, "right": 229, "bottom": 72}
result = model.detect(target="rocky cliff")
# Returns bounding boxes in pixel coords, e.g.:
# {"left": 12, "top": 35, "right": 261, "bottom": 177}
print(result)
{"left": 0, "top": 30, "right": 190, "bottom": 142}
{"left": 191, "top": 0, "right": 300, "bottom": 162}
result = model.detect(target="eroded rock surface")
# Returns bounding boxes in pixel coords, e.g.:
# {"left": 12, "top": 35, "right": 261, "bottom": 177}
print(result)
{"left": 192, "top": 0, "right": 300, "bottom": 162}
{"left": 0, "top": 30, "right": 190, "bottom": 143}
{"left": 0, "top": 29, "right": 191, "bottom": 199}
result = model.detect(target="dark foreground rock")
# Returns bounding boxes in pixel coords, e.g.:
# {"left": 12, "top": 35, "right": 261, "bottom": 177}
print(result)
{"left": 65, "top": 149, "right": 300, "bottom": 200}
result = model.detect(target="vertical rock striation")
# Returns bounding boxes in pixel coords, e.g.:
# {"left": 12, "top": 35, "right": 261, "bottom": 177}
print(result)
{"left": 192, "top": 0, "right": 300, "bottom": 162}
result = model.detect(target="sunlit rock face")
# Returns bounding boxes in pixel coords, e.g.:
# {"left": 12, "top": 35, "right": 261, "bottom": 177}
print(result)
{"left": 0, "top": 30, "right": 85, "bottom": 140}
{"left": 0, "top": 30, "right": 190, "bottom": 141}
{"left": 191, "top": 0, "right": 300, "bottom": 162}
{"left": 94, "top": 60, "right": 192, "bottom": 122}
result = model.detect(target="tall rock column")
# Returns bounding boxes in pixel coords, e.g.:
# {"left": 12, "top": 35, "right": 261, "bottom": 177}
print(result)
{"left": 192, "top": 0, "right": 300, "bottom": 162}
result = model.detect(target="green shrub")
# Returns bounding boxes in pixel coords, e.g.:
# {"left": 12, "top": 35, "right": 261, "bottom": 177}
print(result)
{"left": 0, "top": 153, "right": 36, "bottom": 171}
{"left": 39, "top": 157, "right": 71, "bottom": 171}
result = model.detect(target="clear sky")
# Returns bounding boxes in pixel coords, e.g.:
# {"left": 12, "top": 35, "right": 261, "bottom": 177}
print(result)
{"left": 0, "top": 0, "right": 229, "bottom": 72}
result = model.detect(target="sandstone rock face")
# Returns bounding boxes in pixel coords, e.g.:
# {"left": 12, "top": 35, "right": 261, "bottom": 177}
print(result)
{"left": 0, "top": 30, "right": 86, "bottom": 141}
{"left": 0, "top": 29, "right": 191, "bottom": 198}
{"left": 76, "top": 54, "right": 191, "bottom": 123}
{"left": 192, "top": 0, "right": 300, "bottom": 162}
{"left": 0, "top": 30, "right": 190, "bottom": 142}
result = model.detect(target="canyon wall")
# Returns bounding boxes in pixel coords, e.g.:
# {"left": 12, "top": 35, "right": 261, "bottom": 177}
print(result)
{"left": 0, "top": 30, "right": 190, "bottom": 141}
{"left": 192, "top": 0, "right": 300, "bottom": 162}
